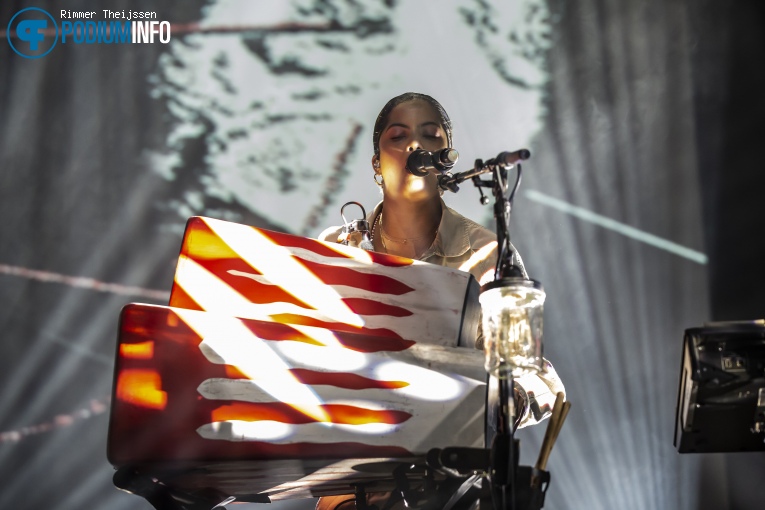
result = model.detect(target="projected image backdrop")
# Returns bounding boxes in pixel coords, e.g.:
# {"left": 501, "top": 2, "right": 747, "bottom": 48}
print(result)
{"left": 148, "top": 0, "right": 552, "bottom": 235}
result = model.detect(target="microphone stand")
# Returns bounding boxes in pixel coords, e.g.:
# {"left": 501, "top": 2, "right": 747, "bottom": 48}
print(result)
{"left": 438, "top": 151, "right": 536, "bottom": 510}
{"left": 482, "top": 156, "right": 524, "bottom": 510}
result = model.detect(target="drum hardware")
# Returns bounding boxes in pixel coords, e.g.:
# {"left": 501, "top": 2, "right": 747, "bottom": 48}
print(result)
{"left": 424, "top": 445, "right": 550, "bottom": 510}
{"left": 392, "top": 463, "right": 423, "bottom": 508}
{"left": 112, "top": 466, "right": 264, "bottom": 510}
{"left": 351, "top": 483, "right": 378, "bottom": 510}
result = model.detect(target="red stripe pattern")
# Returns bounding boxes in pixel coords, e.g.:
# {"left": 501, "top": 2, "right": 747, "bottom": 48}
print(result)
{"left": 109, "top": 218, "right": 483, "bottom": 482}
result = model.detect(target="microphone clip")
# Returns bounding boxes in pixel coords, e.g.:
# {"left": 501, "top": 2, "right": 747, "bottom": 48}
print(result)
{"left": 340, "top": 201, "right": 374, "bottom": 250}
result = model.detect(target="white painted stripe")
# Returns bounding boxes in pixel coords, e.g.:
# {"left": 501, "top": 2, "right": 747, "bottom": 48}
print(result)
{"left": 198, "top": 360, "right": 469, "bottom": 405}
{"left": 524, "top": 190, "right": 708, "bottom": 264}
{"left": 197, "top": 420, "right": 401, "bottom": 444}
{"left": 197, "top": 379, "right": 417, "bottom": 412}
{"left": 175, "top": 308, "right": 331, "bottom": 423}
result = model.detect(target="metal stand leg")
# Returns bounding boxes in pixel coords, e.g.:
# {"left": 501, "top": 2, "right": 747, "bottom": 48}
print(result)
{"left": 113, "top": 466, "right": 236, "bottom": 510}
{"left": 352, "top": 484, "right": 378, "bottom": 510}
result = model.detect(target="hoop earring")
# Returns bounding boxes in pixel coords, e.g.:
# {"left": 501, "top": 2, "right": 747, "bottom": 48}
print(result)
{"left": 374, "top": 173, "right": 384, "bottom": 186}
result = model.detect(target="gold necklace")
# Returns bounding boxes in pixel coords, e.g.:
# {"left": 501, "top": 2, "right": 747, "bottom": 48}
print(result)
{"left": 372, "top": 212, "right": 383, "bottom": 252}
{"left": 377, "top": 211, "right": 437, "bottom": 257}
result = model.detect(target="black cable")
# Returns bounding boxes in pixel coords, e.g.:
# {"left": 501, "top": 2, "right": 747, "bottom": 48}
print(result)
{"left": 507, "top": 164, "right": 522, "bottom": 204}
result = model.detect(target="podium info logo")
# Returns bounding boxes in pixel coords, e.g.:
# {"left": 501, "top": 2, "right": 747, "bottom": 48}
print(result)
{"left": 7, "top": 7, "right": 58, "bottom": 59}
{"left": 7, "top": 7, "right": 171, "bottom": 58}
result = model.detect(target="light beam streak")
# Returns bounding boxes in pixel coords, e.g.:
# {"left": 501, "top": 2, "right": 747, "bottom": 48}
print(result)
{"left": 524, "top": 190, "right": 708, "bottom": 264}
{"left": 0, "top": 263, "right": 170, "bottom": 299}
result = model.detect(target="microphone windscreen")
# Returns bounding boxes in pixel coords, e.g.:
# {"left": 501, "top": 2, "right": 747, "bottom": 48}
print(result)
{"left": 406, "top": 149, "right": 432, "bottom": 176}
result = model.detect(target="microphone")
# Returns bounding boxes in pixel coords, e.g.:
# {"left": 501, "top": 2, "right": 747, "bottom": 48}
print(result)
{"left": 406, "top": 148, "right": 459, "bottom": 176}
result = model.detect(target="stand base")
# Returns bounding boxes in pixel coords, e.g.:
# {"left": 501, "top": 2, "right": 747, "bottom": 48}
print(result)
{"left": 113, "top": 448, "right": 550, "bottom": 510}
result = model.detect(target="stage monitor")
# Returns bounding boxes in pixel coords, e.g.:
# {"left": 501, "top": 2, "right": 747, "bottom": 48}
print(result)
{"left": 675, "top": 320, "right": 765, "bottom": 453}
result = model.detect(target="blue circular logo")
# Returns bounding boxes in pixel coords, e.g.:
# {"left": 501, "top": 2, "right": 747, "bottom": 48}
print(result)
{"left": 7, "top": 7, "right": 58, "bottom": 59}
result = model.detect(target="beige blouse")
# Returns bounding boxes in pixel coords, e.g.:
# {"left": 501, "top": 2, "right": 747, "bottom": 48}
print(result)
{"left": 318, "top": 199, "right": 512, "bottom": 285}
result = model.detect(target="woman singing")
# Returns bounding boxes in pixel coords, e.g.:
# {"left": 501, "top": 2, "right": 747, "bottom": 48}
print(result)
{"left": 317, "top": 93, "right": 564, "bottom": 510}
{"left": 319, "top": 92, "right": 502, "bottom": 285}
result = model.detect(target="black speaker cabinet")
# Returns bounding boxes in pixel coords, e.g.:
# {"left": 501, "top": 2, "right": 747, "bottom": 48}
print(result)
{"left": 675, "top": 320, "right": 765, "bottom": 453}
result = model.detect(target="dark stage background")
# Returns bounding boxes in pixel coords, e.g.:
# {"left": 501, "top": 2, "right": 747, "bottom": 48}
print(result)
{"left": 1, "top": 1, "right": 763, "bottom": 509}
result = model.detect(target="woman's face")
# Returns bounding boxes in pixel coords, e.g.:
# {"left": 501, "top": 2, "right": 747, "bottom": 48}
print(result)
{"left": 376, "top": 99, "right": 449, "bottom": 201}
